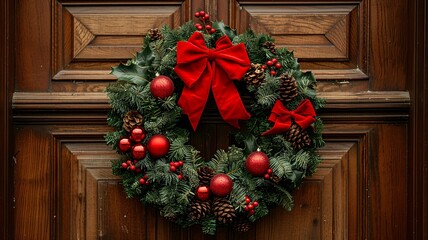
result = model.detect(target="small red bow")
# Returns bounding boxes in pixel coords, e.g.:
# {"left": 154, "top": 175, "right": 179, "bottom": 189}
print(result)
{"left": 262, "top": 99, "right": 316, "bottom": 136}
{"left": 174, "top": 32, "right": 251, "bottom": 131}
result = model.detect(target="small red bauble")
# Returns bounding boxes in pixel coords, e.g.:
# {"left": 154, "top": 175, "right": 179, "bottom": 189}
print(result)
{"left": 121, "top": 162, "right": 128, "bottom": 169}
{"left": 245, "top": 151, "right": 270, "bottom": 176}
{"left": 132, "top": 143, "right": 147, "bottom": 159}
{"left": 131, "top": 127, "right": 146, "bottom": 142}
{"left": 196, "top": 186, "right": 210, "bottom": 201}
{"left": 147, "top": 134, "right": 170, "bottom": 158}
{"left": 275, "top": 63, "right": 282, "bottom": 69}
{"left": 150, "top": 75, "right": 174, "bottom": 99}
{"left": 118, "top": 137, "right": 132, "bottom": 152}
{"left": 210, "top": 173, "right": 233, "bottom": 197}
{"left": 139, "top": 178, "right": 146, "bottom": 185}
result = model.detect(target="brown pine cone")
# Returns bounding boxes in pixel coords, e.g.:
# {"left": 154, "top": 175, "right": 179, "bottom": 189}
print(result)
{"left": 262, "top": 41, "right": 276, "bottom": 53}
{"left": 148, "top": 28, "right": 163, "bottom": 41}
{"left": 198, "top": 167, "right": 214, "bottom": 186}
{"left": 285, "top": 122, "right": 312, "bottom": 150}
{"left": 122, "top": 111, "right": 144, "bottom": 132}
{"left": 279, "top": 74, "right": 298, "bottom": 103}
{"left": 271, "top": 174, "right": 282, "bottom": 184}
{"left": 234, "top": 216, "right": 251, "bottom": 232}
{"left": 243, "top": 63, "right": 265, "bottom": 87}
{"left": 212, "top": 197, "right": 236, "bottom": 224}
{"left": 190, "top": 200, "right": 211, "bottom": 220}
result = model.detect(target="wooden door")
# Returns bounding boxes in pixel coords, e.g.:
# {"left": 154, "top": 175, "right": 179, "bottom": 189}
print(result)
{"left": 1, "top": 0, "right": 427, "bottom": 239}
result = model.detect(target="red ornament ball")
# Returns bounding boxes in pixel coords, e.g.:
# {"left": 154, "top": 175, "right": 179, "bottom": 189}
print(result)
{"left": 150, "top": 75, "right": 174, "bottom": 99}
{"left": 196, "top": 186, "right": 210, "bottom": 201}
{"left": 210, "top": 174, "right": 233, "bottom": 197}
{"left": 118, "top": 137, "right": 132, "bottom": 152}
{"left": 147, "top": 134, "right": 170, "bottom": 158}
{"left": 245, "top": 151, "right": 270, "bottom": 176}
{"left": 132, "top": 143, "right": 147, "bottom": 159}
{"left": 131, "top": 127, "right": 146, "bottom": 142}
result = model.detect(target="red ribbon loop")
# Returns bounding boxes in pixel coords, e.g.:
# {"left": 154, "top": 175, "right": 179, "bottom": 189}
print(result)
{"left": 174, "top": 32, "right": 251, "bottom": 130}
{"left": 262, "top": 99, "right": 316, "bottom": 136}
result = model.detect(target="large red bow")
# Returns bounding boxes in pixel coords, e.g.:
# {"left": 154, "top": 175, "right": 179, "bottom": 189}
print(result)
{"left": 174, "top": 32, "right": 251, "bottom": 130}
{"left": 262, "top": 99, "right": 316, "bottom": 136}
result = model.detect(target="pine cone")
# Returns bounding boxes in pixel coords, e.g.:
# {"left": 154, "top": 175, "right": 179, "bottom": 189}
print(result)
{"left": 262, "top": 41, "right": 276, "bottom": 53}
{"left": 198, "top": 167, "right": 214, "bottom": 186}
{"left": 243, "top": 63, "right": 265, "bottom": 87}
{"left": 279, "top": 74, "right": 298, "bottom": 103}
{"left": 190, "top": 200, "right": 211, "bottom": 220}
{"left": 122, "top": 111, "right": 144, "bottom": 132}
{"left": 285, "top": 122, "right": 312, "bottom": 150}
{"left": 234, "top": 216, "right": 251, "bottom": 232}
{"left": 271, "top": 174, "right": 282, "bottom": 184}
{"left": 148, "top": 28, "right": 162, "bottom": 41}
{"left": 212, "top": 198, "right": 236, "bottom": 224}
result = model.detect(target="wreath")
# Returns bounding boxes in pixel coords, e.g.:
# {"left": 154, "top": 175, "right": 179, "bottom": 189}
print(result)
{"left": 105, "top": 11, "right": 324, "bottom": 235}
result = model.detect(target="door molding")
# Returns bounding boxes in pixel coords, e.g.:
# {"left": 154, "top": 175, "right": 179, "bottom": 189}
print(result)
{"left": 411, "top": 0, "right": 428, "bottom": 238}
{"left": 0, "top": 0, "right": 14, "bottom": 238}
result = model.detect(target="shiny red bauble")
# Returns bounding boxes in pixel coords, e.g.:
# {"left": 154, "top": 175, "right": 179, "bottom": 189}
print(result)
{"left": 147, "top": 134, "right": 170, "bottom": 158}
{"left": 210, "top": 174, "right": 233, "bottom": 197}
{"left": 245, "top": 151, "right": 270, "bottom": 176}
{"left": 150, "top": 75, "right": 174, "bottom": 99}
{"left": 131, "top": 127, "right": 146, "bottom": 142}
{"left": 196, "top": 186, "right": 210, "bottom": 201}
{"left": 132, "top": 143, "right": 147, "bottom": 159}
{"left": 118, "top": 137, "right": 132, "bottom": 152}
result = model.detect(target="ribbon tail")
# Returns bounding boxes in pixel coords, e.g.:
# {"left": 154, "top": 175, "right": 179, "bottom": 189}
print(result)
{"left": 261, "top": 121, "right": 292, "bottom": 136}
{"left": 178, "top": 67, "right": 212, "bottom": 131}
{"left": 211, "top": 65, "right": 250, "bottom": 128}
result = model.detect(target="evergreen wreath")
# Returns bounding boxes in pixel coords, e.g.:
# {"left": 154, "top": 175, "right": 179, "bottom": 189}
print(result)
{"left": 105, "top": 11, "right": 324, "bottom": 235}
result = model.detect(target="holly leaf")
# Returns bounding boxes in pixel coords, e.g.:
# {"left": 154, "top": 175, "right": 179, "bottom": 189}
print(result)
{"left": 136, "top": 45, "right": 155, "bottom": 67}
{"left": 212, "top": 21, "right": 237, "bottom": 41}
{"left": 242, "top": 133, "right": 257, "bottom": 154}
{"left": 111, "top": 62, "right": 150, "bottom": 86}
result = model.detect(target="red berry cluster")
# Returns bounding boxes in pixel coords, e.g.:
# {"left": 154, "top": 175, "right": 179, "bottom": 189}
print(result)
{"left": 121, "top": 159, "right": 142, "bottom": 173}
{"left": 263, "top": 168, "right": 274, "bottom": 180}
{"left": 261, "top": 58, "right": 282, "bottom": 76}
{"left": 194, "top": 11, "right": 216, "bottom": 34}
{"left": 138, "top": 174, "right": 150, "bottom": 186}
{"left": 118, "top": 127, "right": 147, "bottom": 160}
{"left": 244, "top": 196, "right": 259, "bottom": 215}
{"left": 169, "top": 161, "right": 184, "bottom": 180}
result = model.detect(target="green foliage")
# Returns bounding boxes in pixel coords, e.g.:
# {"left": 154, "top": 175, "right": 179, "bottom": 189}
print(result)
{"left": 106, "top": 17, "right": 325, "bottom": 235}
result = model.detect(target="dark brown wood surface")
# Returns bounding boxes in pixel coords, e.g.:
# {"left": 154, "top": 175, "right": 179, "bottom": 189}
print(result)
{"left": 411, "top": 0, "right": 428, "bottom": 238}
{"left": 2, "top": 0, "right": 428, "bottom": 239}
{"left": 1, "top": 0, "right": 14, "bottom": 238}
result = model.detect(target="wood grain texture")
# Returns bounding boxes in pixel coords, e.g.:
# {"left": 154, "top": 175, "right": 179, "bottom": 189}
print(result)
{"left": 52, "top": 3, "right": 189, "bottom": 83}
{"left": 410, "top": 0, "right": 428, "bottom": 238}
{"left": 16, "top": 0, "right": 50, "bottom": 91}
{"left": 230, "top": 2, "right": 367, "bottom": 82}
{"left": 369, "top": 0, "right": 410, "bottom": 90}
{"left": 0, "top": 0, "right": 14, "bottom": 238}
{"left": 368, "top": 124, "right": 408, "bottom": 239}
{"left": 14, "top": 127, "right": 53, "bottom": 239}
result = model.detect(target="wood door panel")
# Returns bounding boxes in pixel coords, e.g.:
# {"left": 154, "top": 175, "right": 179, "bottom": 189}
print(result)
{"left": 231, "top": 2, "right": 367, "bottom": 84}
{"left": 52, "top": 1, "right": 190, "bottom": 84}
{"left": 56, "top": 137, "right": 360, "bottom": 240}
